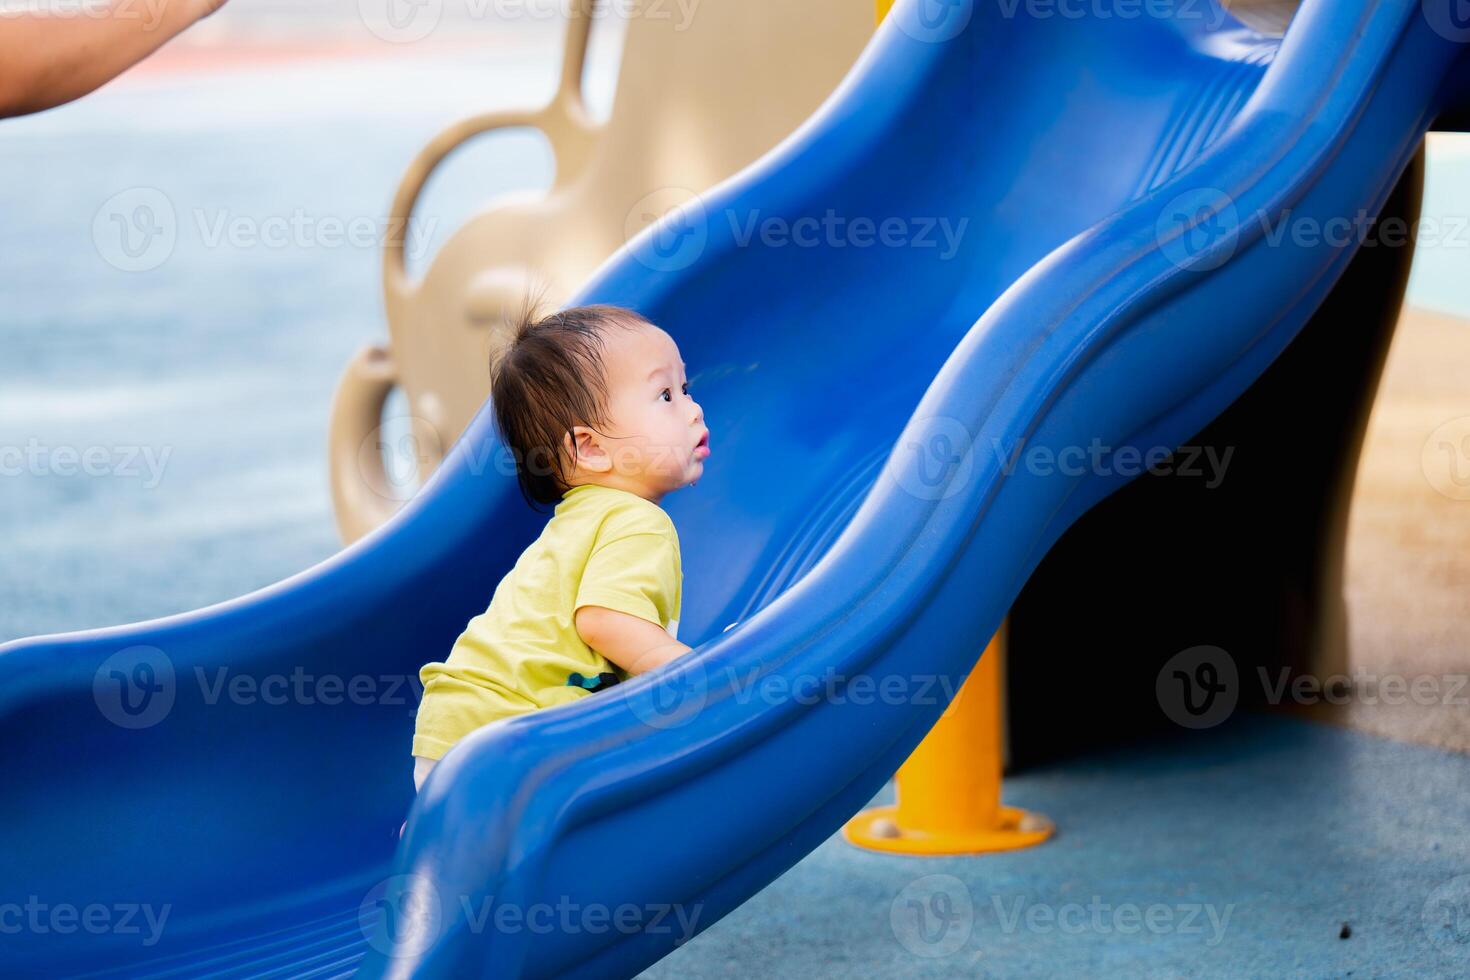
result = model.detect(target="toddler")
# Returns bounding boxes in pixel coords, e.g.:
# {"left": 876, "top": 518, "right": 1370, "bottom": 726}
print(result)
{"left": 410, "top": 303, "right": 710, "bottom": 794}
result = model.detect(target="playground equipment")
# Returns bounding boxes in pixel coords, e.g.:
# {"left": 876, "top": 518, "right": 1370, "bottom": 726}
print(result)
{"left": 328, "top": 0, "right": 873, "bottom": 542}
{"left": 844, "top": 628, "right": 1054, "bottom": 854}
{"left": 4, "top": 0, "right": 1467, "bottom": 976}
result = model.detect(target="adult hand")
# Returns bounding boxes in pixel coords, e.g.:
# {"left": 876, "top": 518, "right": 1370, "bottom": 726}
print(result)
{"left": 0, "top": 0, "right": 233, "bottom": 119}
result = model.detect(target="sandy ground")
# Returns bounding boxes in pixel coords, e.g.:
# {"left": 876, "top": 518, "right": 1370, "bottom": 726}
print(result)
{"left": 1335, "top": 304, "right": 1470, "bottom": 751}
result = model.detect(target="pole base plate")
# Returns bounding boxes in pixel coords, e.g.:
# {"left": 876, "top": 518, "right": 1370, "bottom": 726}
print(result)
{"left": 842, "top": 804, "right": 1054, "bottom": 855}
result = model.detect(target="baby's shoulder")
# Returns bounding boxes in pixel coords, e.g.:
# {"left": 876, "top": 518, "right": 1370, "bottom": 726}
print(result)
{"left": 565, "top": 488, "right": 676, "bottom": 546}
{"left": 596, "top": 493, "right": 676, "bottom": 541}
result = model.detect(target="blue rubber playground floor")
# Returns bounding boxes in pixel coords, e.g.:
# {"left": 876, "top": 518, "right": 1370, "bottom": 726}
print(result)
{"left": 647, "top": 715, "right": 1470, "bottom": 979}
{"left": 4, "top": 17, "right": 1470, "bottom": 979}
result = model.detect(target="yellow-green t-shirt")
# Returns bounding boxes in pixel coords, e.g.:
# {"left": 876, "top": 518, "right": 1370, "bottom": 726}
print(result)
{"left": 412, "top": 482, "right": 683, "bottom": 760}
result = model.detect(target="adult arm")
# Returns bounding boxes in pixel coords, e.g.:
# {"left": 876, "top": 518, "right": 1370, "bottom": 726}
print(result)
{"left": 0, "top": 0, "right": 229, "bottom": 118}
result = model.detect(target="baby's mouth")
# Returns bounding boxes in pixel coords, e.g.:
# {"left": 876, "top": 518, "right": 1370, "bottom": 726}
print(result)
{"left": 694, "top": 432, "right": 710, "bottom": 457}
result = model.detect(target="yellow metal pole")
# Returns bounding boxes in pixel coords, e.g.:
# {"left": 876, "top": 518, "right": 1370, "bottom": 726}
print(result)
{"left": 844, "top": 0, "right": 1053, "bottom": 856}
{"left": 842, "top": 629, "right": 1054, "bottom": 854}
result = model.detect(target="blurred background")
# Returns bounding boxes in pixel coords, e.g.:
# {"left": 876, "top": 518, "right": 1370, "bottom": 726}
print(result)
{"left": 0, "top": 0, "right": 626, "bottom": 632}
{"left": 2, "top": 0, "right": 1468, "bottom": 760}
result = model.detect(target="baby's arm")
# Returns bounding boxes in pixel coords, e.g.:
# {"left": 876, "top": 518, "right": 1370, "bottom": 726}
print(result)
{"left": 575, "top": 606, "right": 692, "bottom": 676}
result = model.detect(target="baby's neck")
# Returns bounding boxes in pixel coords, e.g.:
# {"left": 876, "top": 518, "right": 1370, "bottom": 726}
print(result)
{"left": 565, "top": 475, "right": 664, "bottom": 505}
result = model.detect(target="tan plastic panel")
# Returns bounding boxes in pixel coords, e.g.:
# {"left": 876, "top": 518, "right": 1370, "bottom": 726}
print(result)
{"left": 330, "top": 0, "right": 874, "bottom": 542}
{"left": 1221, "top": 0, "right": 1300, "bottom": 35}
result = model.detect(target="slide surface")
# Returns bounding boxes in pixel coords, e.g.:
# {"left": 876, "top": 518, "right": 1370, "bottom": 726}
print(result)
{"left": 4, "top": 1, "right": 1468, "bottom": 976}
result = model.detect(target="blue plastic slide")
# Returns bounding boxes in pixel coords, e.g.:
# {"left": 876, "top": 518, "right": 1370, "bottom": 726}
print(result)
{"left": 5, "top": 0, "right": 1470, "bottom": 976}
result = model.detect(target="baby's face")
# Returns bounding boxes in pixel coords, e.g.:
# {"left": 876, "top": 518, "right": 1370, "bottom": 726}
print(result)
{"left": 592, "top": 323, "right": 709, "bottom": 500}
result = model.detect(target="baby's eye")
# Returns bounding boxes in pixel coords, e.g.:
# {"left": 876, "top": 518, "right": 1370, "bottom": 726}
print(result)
{"left": 660, "top": 388, "right": 672, "bottom": 402}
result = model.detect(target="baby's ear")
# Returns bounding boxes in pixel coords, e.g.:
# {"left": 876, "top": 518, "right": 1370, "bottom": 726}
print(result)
{"left": 566, "top": 425, "right": 613, "bottom": 474}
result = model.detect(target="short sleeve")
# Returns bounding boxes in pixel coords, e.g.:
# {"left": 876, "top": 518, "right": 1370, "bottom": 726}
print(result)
{"left": 574, "top": 530, "right": 680, "bottom": 631}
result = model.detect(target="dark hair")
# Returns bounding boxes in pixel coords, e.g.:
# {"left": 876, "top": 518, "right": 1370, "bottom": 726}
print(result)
{"left": 490, "top": 295, "right": 653, "bottom": 508}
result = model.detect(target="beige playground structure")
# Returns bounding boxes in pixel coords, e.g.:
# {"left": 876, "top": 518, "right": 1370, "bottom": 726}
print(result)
{"left": 329, "top": 0, "right": 874, "bottom": 543}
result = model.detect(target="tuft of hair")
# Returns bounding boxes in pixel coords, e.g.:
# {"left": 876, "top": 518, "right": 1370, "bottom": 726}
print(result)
{"left": 490, "top": 292, "right": 653, "bottom": 509}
